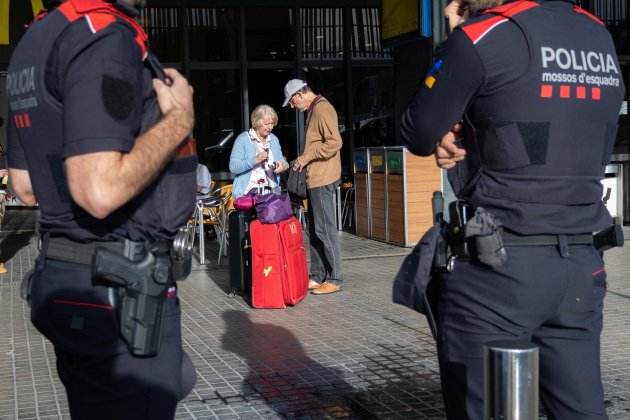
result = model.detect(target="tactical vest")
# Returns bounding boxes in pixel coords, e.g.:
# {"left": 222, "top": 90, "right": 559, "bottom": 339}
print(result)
{"left": 459, "top": 0, "right": 624, "bottom": 234}
{"left": 7, "top": 0, "right": 196, "bottom": 241}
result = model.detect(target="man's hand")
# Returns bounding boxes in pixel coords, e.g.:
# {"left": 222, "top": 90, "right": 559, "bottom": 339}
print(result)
{"left": 153, "top": 68, "right": 195, "bottom": 134}
{"left": 435, "top": 123, "right": 466, "bottom": 169}
{"left": 444, "top": 0, "right": 470, "bottom": 33}
{"left": 293, "top": 156, "right": 307, "bottom": 172}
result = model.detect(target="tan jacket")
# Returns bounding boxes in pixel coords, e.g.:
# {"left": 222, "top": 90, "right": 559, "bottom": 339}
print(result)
{"left": 302, "top": 97, "right": 342, "bottom": 189}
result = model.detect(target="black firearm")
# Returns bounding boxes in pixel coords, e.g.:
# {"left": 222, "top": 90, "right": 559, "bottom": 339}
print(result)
{"left": 93, "top": 245, "right": 170, "bottom": 357}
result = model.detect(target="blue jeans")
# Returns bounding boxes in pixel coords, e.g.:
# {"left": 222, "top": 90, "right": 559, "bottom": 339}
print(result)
{"left": 307, "top": 181, "right": 343, "bottom": 285}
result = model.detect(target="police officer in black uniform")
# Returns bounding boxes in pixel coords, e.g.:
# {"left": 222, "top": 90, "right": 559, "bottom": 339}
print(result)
{"left": 6, "top": 0, "right": 197, "bottom": 418}
{"left": 401, "top": 0, "right": 624, "bottom": 419}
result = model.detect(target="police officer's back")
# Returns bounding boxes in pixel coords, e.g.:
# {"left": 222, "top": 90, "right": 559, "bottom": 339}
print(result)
{"left": 6, "top": 0, "right": 197, "bottom": 418}
{"left": 401, "top": 1, "right": 624, "bottom": 419}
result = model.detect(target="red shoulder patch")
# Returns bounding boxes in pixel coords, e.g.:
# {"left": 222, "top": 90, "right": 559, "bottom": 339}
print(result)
{"left": 484, "top": 0, "right": 539, "bottom": 17}
{"left": 85, "top": 12, "right": 116, "bottom": 33}
{"left": 57, "top": 0, "right": 148, "bottom": 59}
{"left": 573, "top": 6, "right": 604, "bottom": 26}
{"left": 462, "top": 0, "right": 539, "bottom": 45}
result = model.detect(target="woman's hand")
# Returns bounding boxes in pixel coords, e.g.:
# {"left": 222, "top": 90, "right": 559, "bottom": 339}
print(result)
{"left": 255, "top": 150, "right": 268, "bottom": 164}
{"left": 274, "top": 161, "right": 289, "bottom": 174}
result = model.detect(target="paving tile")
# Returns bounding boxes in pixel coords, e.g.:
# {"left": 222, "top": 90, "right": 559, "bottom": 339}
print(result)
{"left": 2, "top": 210, "right": 630, "bottom": 419}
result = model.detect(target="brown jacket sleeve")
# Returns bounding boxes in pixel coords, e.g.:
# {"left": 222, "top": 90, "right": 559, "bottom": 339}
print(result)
{"left": 302, "top": 102, "right": 342, "bottom": 163}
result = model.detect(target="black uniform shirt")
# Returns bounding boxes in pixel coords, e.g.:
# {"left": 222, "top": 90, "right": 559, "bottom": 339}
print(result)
{"left": 401, "top": 0, "right": 624, "bottom": 234}
{"left": 7, "top": 2, "right": 195, "bottom": 241}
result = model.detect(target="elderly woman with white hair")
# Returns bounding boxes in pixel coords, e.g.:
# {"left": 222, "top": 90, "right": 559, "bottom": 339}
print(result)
{"left": 229, "top": 104, "right": 289, "bottom": 198}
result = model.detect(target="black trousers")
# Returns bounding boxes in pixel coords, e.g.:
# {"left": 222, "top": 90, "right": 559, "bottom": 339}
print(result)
{"left": 437, "top": 245, "right": 608, "bottom": 420}
{"left": 29, "top": 253, "right": 196, "bottom": 420}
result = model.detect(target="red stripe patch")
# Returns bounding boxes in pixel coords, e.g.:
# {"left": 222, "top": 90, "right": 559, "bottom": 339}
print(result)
{"left": 484, "top": 0, "right": 539, "bottom": 17}
{"left": 540, "top": 85, "right": 553, "bottom": 98}
{"left": 87, "top": 13, "right": 116, "bottom": 33}
{"left": 559, "top": 85, "right": 570, "bottom": 99}
{"left": 57, "top": 0, "right": 148, "bottom": 59}
{"left": 176, "top": 138, "right": 197, "bottom": 158}
{"left": 592, "top": 87, "right": 601, "bottom": 100}
{"left": 462, "top": 15, "right": 506, "bottom": 44}
{"left": 592, "top": 267, "right": 605, "bottom": 276}
{"left": 57, "top": 1, "right": 82, "bottom": 22}
{"left": 574, "top": 6, "right": 604, "bottom": 26}
{"left": 576, "top": 86, "right": 586, "bottom": 99}
{"left": 23, "top": 113, "right": 31, "bottom": 128}
{"left": 53, "top": 299, "right": 113, "bottom": 310}
{"left": 463, "top": 1, "right": 539, "bottom": 44}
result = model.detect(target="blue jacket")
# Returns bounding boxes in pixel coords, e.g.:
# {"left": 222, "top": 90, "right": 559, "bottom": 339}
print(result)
{"left": 229, "top": 131, "right": 287, "bottom": 198}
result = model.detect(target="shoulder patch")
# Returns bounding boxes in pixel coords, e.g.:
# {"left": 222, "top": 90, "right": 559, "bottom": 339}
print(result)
{"left": 462, "top": 0, "right": 539, "bottom": 45}
{"left": 102, "top": 75, "right": 135, "bottom": 120}
{"left": 573, "top": 6, "right": 604, "bottom": 26}
{"left": 57, "top": 0, "right": 148, "bottom": 59}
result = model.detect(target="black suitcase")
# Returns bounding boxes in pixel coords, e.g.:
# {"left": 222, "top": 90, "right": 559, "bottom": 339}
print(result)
{"left": 228, "top": 210, "right": 256, "bottom": 297}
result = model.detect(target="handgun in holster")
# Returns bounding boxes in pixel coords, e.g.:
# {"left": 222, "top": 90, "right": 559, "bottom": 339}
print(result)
{"left": 594, "top": 219, "right": 625, "bottom": 252}
{"left": 447, "top": 200, "right": 474, "bottom": 258}
{"left": 431, "top": 192, "right": 447, "bottom": 271}
{"left": 92, "top": 242, "right": 171, "bottom": 357}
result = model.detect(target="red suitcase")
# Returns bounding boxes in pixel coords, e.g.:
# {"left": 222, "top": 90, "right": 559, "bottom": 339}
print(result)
{"left": 277, "top": 217, "right": 309, "bottom": 305}
{"left": 250, "top": 216, "right": 308, "bottom": 308}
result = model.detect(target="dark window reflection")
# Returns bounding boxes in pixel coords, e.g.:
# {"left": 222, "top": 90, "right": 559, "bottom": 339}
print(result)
{"left": 246, "top": 7, "right": 295, "bottom": 60}
{"left": 300, "top": 8, "right": 344, "bottom": 60}
{"left": 303, "top": 67, "right": 346, "bottom": 119}
{"left": 352, "top": 67, "right": 394, "bottom": 148}
{"left": 191, "top": 70, "right": 242, "bottom": 179}
{"left": 188, "top": 7, "right": 239, "bottom": 61}
{"left": 351, "top": 8, "right": 391, "bottom": 59}
{"left": 141, "top": 7, "right": 182, "bottom": 63}
{"left": 248, "top": 69, "right": 298, "bottom": 162}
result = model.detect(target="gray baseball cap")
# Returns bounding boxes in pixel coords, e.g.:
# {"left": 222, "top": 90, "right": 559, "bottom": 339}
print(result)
{"left": 282, "top": 79, "right": 308, "bottom": 107}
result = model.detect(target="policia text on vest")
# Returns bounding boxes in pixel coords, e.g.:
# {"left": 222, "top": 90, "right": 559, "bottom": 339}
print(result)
{"left": 397, "top": 1, "right": 625, "bottom": 418}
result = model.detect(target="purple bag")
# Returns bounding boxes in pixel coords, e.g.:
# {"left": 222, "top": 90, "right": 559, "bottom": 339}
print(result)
{"left": 254, "top": 192, "right": 293, "bottom": 224}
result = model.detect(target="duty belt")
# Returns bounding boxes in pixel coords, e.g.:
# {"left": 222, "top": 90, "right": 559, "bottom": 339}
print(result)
{"left": 44, "top": 236, "right": 171, "bottom": 265}
{"left": 501, "top": 232, "right": 594, "bottom": 247}
{"left": 45, "top": 236, "right": 126, "bottom": 265}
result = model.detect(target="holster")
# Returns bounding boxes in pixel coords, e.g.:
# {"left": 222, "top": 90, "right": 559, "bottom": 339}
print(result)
{"left": 92, "top": 241, "right": 172, "bottom": 357}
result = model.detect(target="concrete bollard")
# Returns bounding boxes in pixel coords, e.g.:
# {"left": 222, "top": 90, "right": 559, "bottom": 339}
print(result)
{"left": 484, "top": 340, "right": 539, "bottom": 420}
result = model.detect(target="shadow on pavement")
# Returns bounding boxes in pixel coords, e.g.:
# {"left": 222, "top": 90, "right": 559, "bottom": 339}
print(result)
{"left": 220, "top": 309, "right": 365, "bottom": 418}
{"left": 218, "top": 311, "right": 446, "bottom": 418}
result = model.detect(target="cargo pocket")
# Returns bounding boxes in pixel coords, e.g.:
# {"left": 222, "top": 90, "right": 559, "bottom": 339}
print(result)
{"left": 30, "top": 260, "right": 122, "bottom": 356}
{"left": 48, "top": 298, "right": 120, "bottom": 354}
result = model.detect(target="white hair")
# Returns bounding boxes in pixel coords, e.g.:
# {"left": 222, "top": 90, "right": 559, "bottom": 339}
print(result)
{"left": 250, "top": 105, "right": 279, "bottom": 129}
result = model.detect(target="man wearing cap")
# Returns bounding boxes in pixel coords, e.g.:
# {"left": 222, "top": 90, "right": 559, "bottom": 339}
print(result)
{"left": 283, "top": 79, "right": 343, "bottom": 295}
